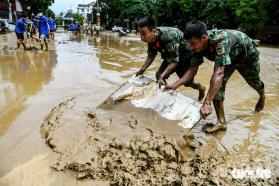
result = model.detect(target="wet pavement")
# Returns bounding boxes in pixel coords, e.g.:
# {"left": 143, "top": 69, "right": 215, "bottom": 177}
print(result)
{"left": 0, "top": 31, "right": 279, "bottom": 184}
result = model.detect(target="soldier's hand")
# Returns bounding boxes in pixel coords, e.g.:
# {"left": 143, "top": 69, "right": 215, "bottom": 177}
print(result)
{"left": 200, "top": 101, "right": 212, "bottom": 119}
{"left": 163, "top": 83, "right": 177, "bottom": 91}
{"left": 136, "top": 69, "right": 145, "bottom": 77}
{"left": 157, "top": 76, "right": 167, "bottom": 89}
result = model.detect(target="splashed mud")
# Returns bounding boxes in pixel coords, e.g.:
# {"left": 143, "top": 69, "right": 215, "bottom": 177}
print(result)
{"left": 41, "top": 95, "right": 278, "bottom": 185}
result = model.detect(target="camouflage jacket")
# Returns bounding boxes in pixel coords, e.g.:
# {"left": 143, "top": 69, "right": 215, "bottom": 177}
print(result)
{"left": 191, "top": 29, "right": 259, "bottom": 67}
{"left": 147, "top": 27, "right": 194, "bottom": 64}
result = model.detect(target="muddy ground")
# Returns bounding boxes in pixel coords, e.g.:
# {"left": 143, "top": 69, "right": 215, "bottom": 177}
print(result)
{"left": 0, "top": 31, "right": 279, "bottom": 185}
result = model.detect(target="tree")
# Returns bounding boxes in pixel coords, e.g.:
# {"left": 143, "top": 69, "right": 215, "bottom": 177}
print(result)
{"left": 72, "top": 13, "right": 84, "bottom": 24}
{"left": 200, "top": 0, "right": 235, "bottom": 29}
{"left": 119, "top": 0, "right": 149, "bottom": 20}
{"left": 64, "top": 10, "right": 74, "bottom": 18}
{"left": 178, "top": 0, "right": 203, "bottom": 21}
{"left": 153, "top": 0, "right": 183, "bottom": 27}
{"left": 44, "top": 8, "right": 55, "bottom": 18}
{"left": 268, "top": 0, "right": 279, "bottom": 25}
{"left": 97, "top": 0, "right": 275, "bottom": 38}
{"left": 20, "top": 0, "right": 54, "bottom": 15}
{"left": 228, "top": 0, "right": 271, "bottom": 35}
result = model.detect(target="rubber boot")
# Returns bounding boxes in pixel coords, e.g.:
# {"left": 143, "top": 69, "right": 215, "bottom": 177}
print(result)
{"left": 22, "top": 42, "right": 27, "bottom": 50}
{"left": 203, "top": 100, "right": 227, "bottom": 133}
{"left": 45, "top": 42, "right": 48, "bottom": 51}
{"left": 255, "top": 86, "right": 265, "bottom": 112}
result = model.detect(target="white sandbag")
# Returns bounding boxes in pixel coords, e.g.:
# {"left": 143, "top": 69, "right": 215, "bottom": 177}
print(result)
{"left": 111, "top": 76, "right": 201, "bottom": 129}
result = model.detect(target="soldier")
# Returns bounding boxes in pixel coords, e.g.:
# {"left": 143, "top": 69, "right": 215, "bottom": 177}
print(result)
{"left": 136, "top": 16, "right": 205, "bottom": 101}
{"left": 164, "top": 20, "right": 265, "bottom": 133}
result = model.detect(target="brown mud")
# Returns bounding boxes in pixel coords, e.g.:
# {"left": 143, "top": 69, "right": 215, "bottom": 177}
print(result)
{"left": 40, "top": 95, "right": 278, "bottom": 185}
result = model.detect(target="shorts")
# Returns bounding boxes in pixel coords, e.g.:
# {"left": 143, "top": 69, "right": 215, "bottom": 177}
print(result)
{"left": 16, "top": 33, "right": 24, "bottom": 40}
{"left": 39, "top": 34, "right": 48, "bottom": 41}
{"left": 50, "top": 29, "right": 55, "bottom": 33}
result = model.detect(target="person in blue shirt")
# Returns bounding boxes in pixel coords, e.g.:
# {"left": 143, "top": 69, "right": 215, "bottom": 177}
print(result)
{"left": 15, "top": 13, "right": 28, "bottom": 50}
{"left": 48, "top": 16, "right": 56, "bottom": 40}
{"left": 69, "top": 21, "right": 77, "bottom": 32}
{"left": 38, "top": 13, "right": 50, "bottom": 50}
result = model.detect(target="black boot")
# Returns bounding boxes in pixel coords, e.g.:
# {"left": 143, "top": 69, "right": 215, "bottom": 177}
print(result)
{"left": 255, "top": 87, "right": 265, "bottom": 112}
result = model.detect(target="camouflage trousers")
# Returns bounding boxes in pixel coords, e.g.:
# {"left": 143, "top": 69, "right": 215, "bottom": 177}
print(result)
{"left": 155, "top": 59, "right": 195, "bottom": 87}
{"left": 214, "top": 59, "right": 264, "bottom": 101}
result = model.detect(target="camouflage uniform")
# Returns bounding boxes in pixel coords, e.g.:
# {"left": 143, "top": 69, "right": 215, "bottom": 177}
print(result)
{"left": 147, "top": 27, "right": 202, "bottom": 86}
{"left": 191, "top": 29, "right": 264, "bottom": 100}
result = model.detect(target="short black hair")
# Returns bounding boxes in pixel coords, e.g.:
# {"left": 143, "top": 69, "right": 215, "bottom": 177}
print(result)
{"left": 22, "top": 12, "right": 28, "bottom": 18}
{"left": 184, "top": 20, "right": 207, "bottom": 40}
{"left": 138, "top": 16, "right": 156, "bottom": 30}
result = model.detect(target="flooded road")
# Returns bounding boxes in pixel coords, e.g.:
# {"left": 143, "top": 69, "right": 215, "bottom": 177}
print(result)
{"left": 0, "top": 32, "right": 279, "bottom": 185}
{"left": 0, "top": 32, "right": 150, "bottom": 136}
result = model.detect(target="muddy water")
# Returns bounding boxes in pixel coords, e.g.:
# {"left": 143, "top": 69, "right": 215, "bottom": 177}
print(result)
{"left": 0, "top": 32, "right": 279, "bottom": 184}
{"left": 0, "top": 33, "right": 145, "bottom": 136}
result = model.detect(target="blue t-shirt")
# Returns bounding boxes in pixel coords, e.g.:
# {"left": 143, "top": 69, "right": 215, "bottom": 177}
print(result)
{"left": 39, "top": 16, "right": 49, "bottom": 35}
{"left": 69, "top": 23, "right": 77, "bottom": 31}
{"left": 15, "top": 18, "right": 26, "bottom": 34}
{"left": 48, "top": 19, "right": 55, "bottom": 30}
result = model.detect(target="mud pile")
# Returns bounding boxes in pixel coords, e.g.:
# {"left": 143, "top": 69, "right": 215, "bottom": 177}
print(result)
{"left": 41, "top": 96, "right": 277, "bottom": 185}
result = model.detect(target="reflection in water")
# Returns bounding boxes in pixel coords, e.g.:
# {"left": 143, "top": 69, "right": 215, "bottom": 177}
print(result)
{"left": 0, "top": 45, "right": 57, "bottom": 135}
{"left": 90, "top": 34, "right": 151, "bottom": 72}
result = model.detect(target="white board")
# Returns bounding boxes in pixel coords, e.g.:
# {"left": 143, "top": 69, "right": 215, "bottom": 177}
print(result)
{"left": 111, "top": 76, "right": 202, "bottom": 129}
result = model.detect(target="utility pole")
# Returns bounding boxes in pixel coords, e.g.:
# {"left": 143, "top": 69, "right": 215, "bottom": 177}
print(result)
{"left": 96, "top": 0, "right": 101, "bottom": 26}
{"left": 8, "top": 1, "right": 12, "bottom": 20}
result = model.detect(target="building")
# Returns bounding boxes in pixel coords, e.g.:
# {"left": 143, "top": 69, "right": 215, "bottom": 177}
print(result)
{"left": 77, "top": 2, "right": 92, "bottom": 17}
{"left": 0, "top": 0, "right": 10, "bottom": 19}
{"left": 0, "top": 0, "right": 23, "bottom": 21}
{"left": 77, "top": 1, "right": 95, "bottom": 23}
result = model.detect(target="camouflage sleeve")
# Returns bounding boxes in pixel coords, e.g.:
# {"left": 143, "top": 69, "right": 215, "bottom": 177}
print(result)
{"left": 147, "top": 44, "right": 157, "bottom": 57}
{"left": 165, "top": 41, "right": 179, "bottom": 63}
{"left": 214, "top": 35, "right": 231, "bottom": 67}
{"left": 190, "top": 52, "right": 204, "bottom": 66}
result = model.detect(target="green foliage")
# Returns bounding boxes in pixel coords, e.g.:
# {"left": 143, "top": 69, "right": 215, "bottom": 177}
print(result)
{"left": 43, "top": 8, "right": 55, "bottom": 19}
{"left": 119, "top": 0, "right": 149, "bottom": 20}
{"left": 20, "top": 0, "right": 54, "bottom": 15}
{"left": 96, "top": 0, "right": 274, "bottom": 34}
{"left": 14, "top": 0, "right": 277, "bottom": 35}
{"left": 200, "top": 0, "right": 234, "bottom": 28}
{"left": 64, "top": 11, "right": 73, "bottom": 18}
{"left": 229, "top": 0, "right": 271, "bottom": 31}
{"left": 63, "top": 11, "right": 84, "bottom": 24}
{"left": 73, "top": 13, "right": 84, "bottom": 24}
{"left": 178, "top": 0, "right": 203, "bottom": 21}
{"left": 153, "top": 0, "right": 182, "bottom": 26}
